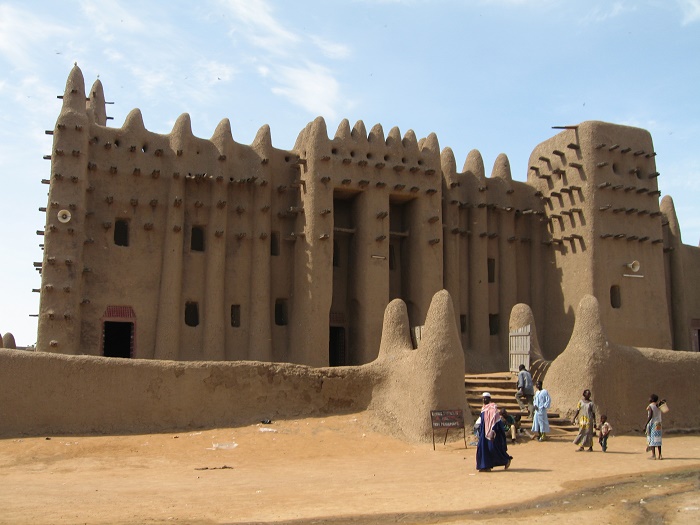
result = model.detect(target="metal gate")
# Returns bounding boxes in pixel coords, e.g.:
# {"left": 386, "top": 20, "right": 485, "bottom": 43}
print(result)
{"left": 509, "top": 325, "right": 531, "bottom": 372}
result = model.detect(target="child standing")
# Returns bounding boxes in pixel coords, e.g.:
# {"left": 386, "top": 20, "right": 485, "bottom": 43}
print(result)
{"left": 597, "top": 414, "right": 612, "bottom": 452}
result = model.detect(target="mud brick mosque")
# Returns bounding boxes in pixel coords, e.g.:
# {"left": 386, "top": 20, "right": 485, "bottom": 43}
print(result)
{"left": 35, "top": 65, "right": 700, "bottom": 370}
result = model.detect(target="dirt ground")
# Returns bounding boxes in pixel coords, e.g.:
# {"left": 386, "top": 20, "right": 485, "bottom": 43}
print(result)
{"left": 1, "top": 413, "right": 699, "bottom": 525}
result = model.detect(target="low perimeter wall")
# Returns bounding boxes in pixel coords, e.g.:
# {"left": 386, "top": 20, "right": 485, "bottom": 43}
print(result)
{"left": 0, "top": 349, "right": 374, "bottom": 436}
{"left": 0, "top": 291, "right": 469, "bottom": 442}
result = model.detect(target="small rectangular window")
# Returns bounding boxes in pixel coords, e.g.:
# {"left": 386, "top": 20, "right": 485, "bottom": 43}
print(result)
{"left": 489, "top": 314, "right": 499, "bottom": 335}
{"left": 191, "top": 226, "right": 205, "bottom": 252}
{"left": 333, "top": 241, "right": 340, "bottom": 267}
{"left": 271, "top": 231, "right": 280, "bottom": 256}
{"left": 487, "top": 258, "right": 496, "bottom": 283}
{"left": 185, "top": 301, "right": 199, "bottom": 327}
{"left": 275, "top": 299, "right": 288, "bottom": 326}
{"left": 460, "top": 314, "right": 467, "bottom": 334}
{"left": 114, "top": 219, "right": 129, "bottom": 247}
{"left": 231, "top": 304, "right": 241, "bottom": 327}
{"left": 610, "top": 285, "right": 621, "bottom": 309}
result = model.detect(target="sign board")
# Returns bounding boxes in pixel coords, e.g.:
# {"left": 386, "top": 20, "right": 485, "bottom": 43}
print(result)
{"left": 430, "top": 409, "right": 465, "bottom": 429}
{"left": 430, "top": 409, "right": 467, "bottom": 450}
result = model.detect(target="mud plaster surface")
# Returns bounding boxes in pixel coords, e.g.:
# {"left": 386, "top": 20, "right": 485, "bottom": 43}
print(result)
{"left": 0, "top": 414, "right": 698, "bottom": 524}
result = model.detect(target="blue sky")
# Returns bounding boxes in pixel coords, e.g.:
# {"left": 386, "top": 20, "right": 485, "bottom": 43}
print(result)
{"left": 1, "top": 0, "right": 699, "bottom": 345}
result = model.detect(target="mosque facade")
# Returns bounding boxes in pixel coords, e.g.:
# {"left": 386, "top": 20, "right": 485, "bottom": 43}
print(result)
{"left": 36, "top": 66, "right": 700, "bottom": 369}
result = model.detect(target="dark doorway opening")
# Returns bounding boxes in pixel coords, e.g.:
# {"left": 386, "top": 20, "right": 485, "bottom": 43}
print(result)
{"left": 103, "top": 321, "right": 134, "bottom": 358}
{"left": 329, "top": 326, "right": 346, "bottom": 366}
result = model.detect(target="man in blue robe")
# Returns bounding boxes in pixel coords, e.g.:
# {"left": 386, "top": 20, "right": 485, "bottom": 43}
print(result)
{"left": 476, "top": 392, "right": 512, "bottom": 472}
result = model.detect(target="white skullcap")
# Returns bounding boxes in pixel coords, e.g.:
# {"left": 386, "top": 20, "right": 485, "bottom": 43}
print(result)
{"left": 482, "top": 392, "right": 492, "bottom": 398}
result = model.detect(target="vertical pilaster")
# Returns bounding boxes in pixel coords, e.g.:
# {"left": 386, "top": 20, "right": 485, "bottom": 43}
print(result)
{"left": 202, "top": 177, "right": 227, "bottom": 360}
{"left": 350, "top": 190, "right": 389, "bottom": 363}
{"left": 248, "top": 126, "right": 273, "bottom": 361}
{"left": 529, "top": 215, "right": 545, "bottom": 356}
{"left": 498, "top": 207, "right": 517, "bottom": 356}
{"left": 154, "top": 173, "right": 185, "bottom": 359}
{"left": 458, "top": 205, "right": 470, "bottom": 355}
{"left": 469, "top": 205, "right": 489, "bottom": 354}
{"left": 404, "top": 193, "right": 442, "bottom": 326}
{"left": 661, "top": 196, "right": 690, "bottom": 350}
{"left": 290, "top": 118, "right": 333, "bottom": 366}
{"left": 441, "top": 149, "right": 461, "bottom": 331}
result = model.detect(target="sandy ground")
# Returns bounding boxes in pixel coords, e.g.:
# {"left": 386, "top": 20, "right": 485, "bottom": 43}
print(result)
{"left": 0, "top": 413, "right": 699, "bottom": 525}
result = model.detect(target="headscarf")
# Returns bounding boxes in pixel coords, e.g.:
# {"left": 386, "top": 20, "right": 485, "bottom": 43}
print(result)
{"left": 481, "top": 402, "right": 500, "bottom": 441}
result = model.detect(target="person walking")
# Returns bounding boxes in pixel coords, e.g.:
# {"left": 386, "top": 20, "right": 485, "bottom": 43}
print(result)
{"left": 531, "top": 380, "right": 551, "bottom": 441}
{"left": 645, "top": 394, "right": 663, "bottom": 460}
{"left": 572, "top": 389, "right": 596, "bottom": 452}
{"left": 597, "top": 414, "right": 612, "bottom": 452}
{"left": 476, "top": 393, "right": 512, "bottom": 472}
{"left": 514, "top": 364, "right": 534, "bottom": 416}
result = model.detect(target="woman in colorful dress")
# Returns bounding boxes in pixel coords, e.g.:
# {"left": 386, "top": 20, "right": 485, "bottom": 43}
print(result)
{"left": 645, "top": 394, "right": 663, "bottom": 460}
{"left": 571, "top": 389, "right": 596, "bottom": 451}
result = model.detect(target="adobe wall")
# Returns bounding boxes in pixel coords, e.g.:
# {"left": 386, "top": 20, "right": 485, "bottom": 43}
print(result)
{"left": 546, "top": 295, "right": 700, "bottom": 433}
{"left": 36, "top": 66, "right": 698, "bottom": 373}
{"left": 1, "top": 291, "right": 469, "bottom": 443}
{"left": 39, "top": 66, "right": 302, "bottom": 363}
{"left": 680, "top": 243, "right": 700, "bottom": 351}
{"left": 441, "top": 149, "right": 545, "bottom": 369}
{"left": 527, "top": 122, "right": 670, "bottom": 356}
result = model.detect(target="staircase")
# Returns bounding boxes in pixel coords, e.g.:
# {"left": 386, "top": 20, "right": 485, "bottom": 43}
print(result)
{"left": 465, "top": 372, "right": 578, "bottom": 436}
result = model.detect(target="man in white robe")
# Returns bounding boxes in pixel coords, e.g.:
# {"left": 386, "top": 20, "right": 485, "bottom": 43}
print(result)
{"left": 531, "top": 380, "right": 551, "bottom": 441}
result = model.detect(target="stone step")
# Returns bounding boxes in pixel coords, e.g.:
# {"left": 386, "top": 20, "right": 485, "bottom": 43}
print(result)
{"left": 465, "top": 371, "right": 578, "bottom": 435}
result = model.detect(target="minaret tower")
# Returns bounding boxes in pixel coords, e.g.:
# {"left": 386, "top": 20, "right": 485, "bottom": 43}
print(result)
{"left": 37, "top": 65, "right": 91, "bottom": 352}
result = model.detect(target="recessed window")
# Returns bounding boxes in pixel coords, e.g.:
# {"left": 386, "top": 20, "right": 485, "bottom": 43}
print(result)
{"left": 460, "top": 314, "right": 467, "bottom": 334}
{"left": 487, "top": 258, "right": 496, "bottom": 283}
{"left": 114, "top": 219, "right": 129, "bottom": 246}
{"left": 610, "top": 285, "right": 621, "bottom": 309}
{"left": 231, "top": 304, "right": 241, "bottom": 327}
{"left": 271, "top": 231, "right": 280, "bottom": 256}
{"left": 185, "top": 302, "right": 199, "bottom": 327}
{"left": 191, "top": 226, "right": 205, "bottom": 252}
{"left": 489, "top": 314, "right": 499, "bottom": 335}
{"left": 275, "top": 299, "right": 288, "bottom": 326}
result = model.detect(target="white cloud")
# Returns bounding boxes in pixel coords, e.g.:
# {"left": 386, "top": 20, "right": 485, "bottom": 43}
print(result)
{"left": 0, "top": 5, "right": 70, "bottom": 68}
{"left": 215, "top": 0, "right": 351, "bottom": 116}
{"left": 477, "top": 0, "right": 558, "bottom": 6}
{"left": 79, "top": 0, "right": 149, "bottom": 41}
{"left": 194, "top": 60, "right": 237, "bottom": 84}
{"left": 310, "top": 36, "right": 352, "bottom": 60}
{"left": 218, "top": 0, "right": 300, "bottom": 55}
{"left": 271, "top": 62, "right": 342, "bottom": 119}
{"left": 580, "top": 2, "right": 633, "bottom": 24}
{"left": 677, "top": 0, "right": 700, "bottom": 24}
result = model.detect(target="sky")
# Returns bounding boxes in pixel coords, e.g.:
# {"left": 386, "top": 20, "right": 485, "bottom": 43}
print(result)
{"left": 1, "top": 0, "right": 699, "bottom": 346}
